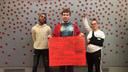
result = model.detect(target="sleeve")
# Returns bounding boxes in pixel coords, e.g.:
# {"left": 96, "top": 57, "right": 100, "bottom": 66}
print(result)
{"left": 48, "top": 26, "right": 52, "bottom": 35}
{"left": 101, "top": 31, "right": 105, "bottom": 39}
{"left": 52, "top": 23, "right": 61, "bottom": 37}
{"left": 73, "top": 22, "right": 81, "bottom": 36}
{"left": 82, "top": 17, "right": 92, "bottom": 32}
{"left": 31, "top": 28, "right": 36, "bottom": 42}
{"left": 87, "top": 31, "right": 92, "bottom": 43}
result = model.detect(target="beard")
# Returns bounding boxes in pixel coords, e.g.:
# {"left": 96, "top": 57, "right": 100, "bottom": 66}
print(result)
{"left": 39, "top": 19, "right": 45, "bottom": 24}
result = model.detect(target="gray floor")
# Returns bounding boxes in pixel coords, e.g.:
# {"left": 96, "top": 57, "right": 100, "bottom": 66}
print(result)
{"left": 1, "top": 67, "right": 128, "bottom": 72}
{"left": 0, "top": 67, "right": 108, "bottom": 72}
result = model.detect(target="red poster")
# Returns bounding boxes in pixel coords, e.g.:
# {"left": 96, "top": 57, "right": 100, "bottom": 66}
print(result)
{"left": 48, "top": 36, "right": 86, "bottom": 66}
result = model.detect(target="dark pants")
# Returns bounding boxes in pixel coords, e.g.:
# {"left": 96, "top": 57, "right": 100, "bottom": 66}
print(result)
{"left": 32, "top": 49, "right": 51, "bottom": 72}
{"left": 86, "top": 50, "right": 101, "bottom": 72}
{"left": 59, "top": 66, "right": 73, "bottom": 72}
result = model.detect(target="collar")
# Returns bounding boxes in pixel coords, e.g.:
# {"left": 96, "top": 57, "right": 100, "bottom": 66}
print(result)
{"left": 61, "top": 20, "right": 71, "bottom": 24}
{"left": 37, "top": 24, "right": 46, "bottom": 27}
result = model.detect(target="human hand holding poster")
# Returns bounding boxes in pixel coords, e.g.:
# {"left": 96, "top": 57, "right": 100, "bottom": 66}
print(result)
{"left": 48, "top": 36, "right": 86, "bottom": 66}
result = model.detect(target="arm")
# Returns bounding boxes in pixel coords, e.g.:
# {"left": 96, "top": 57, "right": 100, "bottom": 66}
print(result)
{"left": 48, "top": 26, "right": 52, "bottom": 38}
{"left": 82, "top": 15, "right": 92, "bottom": 32}
{"left": 73, "top": 22, "right": 85, "bottom": 37}
{"left": 52, "top": 23, "right": 61, "bottom": 37}
{"left": 101, "top": 31, "right": 105, "bottom": 39}
{"left": 31, "top": 28, "right": 36, "bottom": 42}
{"left": 73, "top": 22, "right": 81, "bottom": 36}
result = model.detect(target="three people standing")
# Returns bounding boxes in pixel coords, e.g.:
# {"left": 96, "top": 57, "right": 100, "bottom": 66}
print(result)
{"left": 31, "top": 8, "right": 105, "bottom": 72}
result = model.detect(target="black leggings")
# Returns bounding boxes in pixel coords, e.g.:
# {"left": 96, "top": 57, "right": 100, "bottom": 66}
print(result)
{"left": 86, "top": 50, "right": 101, "bottom": 72}
{"left": 32, "top": 49, "right": 51, "bottom": 72}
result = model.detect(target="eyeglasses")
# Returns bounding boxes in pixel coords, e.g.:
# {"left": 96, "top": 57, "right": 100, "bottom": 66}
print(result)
{"left": 91, "top": 23, "right": 97, "bottom": 25}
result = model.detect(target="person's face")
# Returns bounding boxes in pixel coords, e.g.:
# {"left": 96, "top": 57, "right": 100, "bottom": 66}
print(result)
{"left": 91, "top": 20, "right": 99, "bottom": 31}
{"left": 39, "top": 15, "right": 46, "bottom": 25}
{"left": 61, "top": 12, "right": 71, "bottom": 22}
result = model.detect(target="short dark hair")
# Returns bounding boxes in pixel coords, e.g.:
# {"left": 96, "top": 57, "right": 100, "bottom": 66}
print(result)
{"left": 92, "top": 18, "right": 97, "bottom": 21}
{"left": 90, "top": 18, "right": 100, "bottom": 25}
{"left": 92, "top": 18, "right": 99, "bottom": 23}
{"left": 61, "top": 8, "right": 71, "bottom": 15}
{"left": 38, "top": 13, "right": 47, "bottom": 23}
